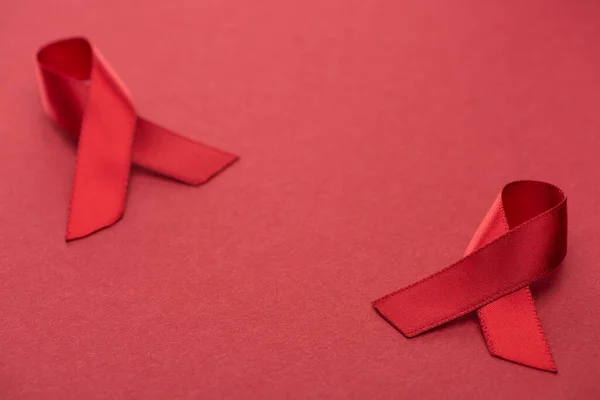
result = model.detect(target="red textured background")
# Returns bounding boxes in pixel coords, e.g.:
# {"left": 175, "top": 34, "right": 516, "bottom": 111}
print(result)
{"left": 1, "top": 0, "right": 600, "bottom": 398}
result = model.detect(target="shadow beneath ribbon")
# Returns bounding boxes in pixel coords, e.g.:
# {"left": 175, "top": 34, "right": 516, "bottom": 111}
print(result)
{"left": 530, "top": 256, "right": 567, "bottom": 299}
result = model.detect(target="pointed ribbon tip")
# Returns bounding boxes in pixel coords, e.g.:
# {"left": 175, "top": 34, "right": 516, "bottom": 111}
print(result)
{"left": 36, "top": 37, "right": 238, "bottom": 241}
{"left": 373, "top": 181, "right": 566, "bottom": 372}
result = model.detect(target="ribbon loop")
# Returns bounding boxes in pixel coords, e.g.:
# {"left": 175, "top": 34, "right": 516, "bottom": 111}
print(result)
{"left": 373, "top": 181, "right": 566, "bottom": 372}
{"left": 36, "top": 37, "right": 238, "bottom": 240}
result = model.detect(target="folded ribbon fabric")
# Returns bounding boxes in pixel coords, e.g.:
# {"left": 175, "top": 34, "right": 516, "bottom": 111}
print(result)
{"left": 36, "top": 37, "right": 238, "bottom": 240}
{"left": 373, "top": 181, "right": 567, "bottom": 372}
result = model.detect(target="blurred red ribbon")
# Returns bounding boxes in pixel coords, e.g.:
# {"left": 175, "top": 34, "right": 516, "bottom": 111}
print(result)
{"left": 373, "top": 181, "right": 567, "bottom": 372}
{"left": 36, "top": 37, "right": 238, "bottom": 241}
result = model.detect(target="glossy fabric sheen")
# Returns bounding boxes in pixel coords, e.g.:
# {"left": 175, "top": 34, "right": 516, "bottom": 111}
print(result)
{"left": 36, "top": 38, "right": 238, "bottom": 240}
{"left": 373, "top": 181, "right": 566, "bottom": 372}
{"left": 4, "top": 1, "right": 600, "bottom": 398}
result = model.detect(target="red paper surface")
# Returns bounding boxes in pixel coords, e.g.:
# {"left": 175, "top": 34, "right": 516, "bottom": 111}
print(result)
{"left": 1, "top": 0, "right": 600, "bottom": 398}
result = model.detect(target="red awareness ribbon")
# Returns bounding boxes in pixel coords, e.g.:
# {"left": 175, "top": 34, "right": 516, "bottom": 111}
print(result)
{"left": 373, "top": 181, "right": 567, "bottom": 372}
{"left": 36, "top": 38, "right": 238, "bottom": 241}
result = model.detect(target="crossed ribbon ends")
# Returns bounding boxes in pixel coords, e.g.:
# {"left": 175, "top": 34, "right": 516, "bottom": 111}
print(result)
{"left": 36, "top": 37, "right": 238, "bottom": 240}
{"left": 373, "top": 181, "right": 566, "bottom": 372}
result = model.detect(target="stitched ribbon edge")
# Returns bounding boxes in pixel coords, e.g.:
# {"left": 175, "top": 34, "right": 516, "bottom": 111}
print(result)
{"left": 372, "top": 181, "right": 567, "bottom": 337}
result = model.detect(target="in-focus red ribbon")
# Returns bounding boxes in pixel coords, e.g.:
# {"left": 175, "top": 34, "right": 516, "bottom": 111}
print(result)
{"left": 36, "top": 37, "right": 238, "bottom": 241}
{"left": 373, "top": 181, "right": 567, "bottom": 372}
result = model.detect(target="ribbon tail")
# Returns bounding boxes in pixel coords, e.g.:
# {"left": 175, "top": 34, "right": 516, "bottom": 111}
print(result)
{"left": 478, "top": 287, "right": 557, "bottom": 372}
{"left": 66, "top": 54, "right": 137, "bottom": 241}
{"left": 132, "top": 118, "right": 238, "bottom": 185}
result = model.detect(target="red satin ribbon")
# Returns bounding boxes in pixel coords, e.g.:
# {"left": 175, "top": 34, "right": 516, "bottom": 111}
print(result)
{"left": 373, "top": 181, "right": 567, "bottom": 372}
{"left": 36, "top": 37, "right": 238, "bottom": 240}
